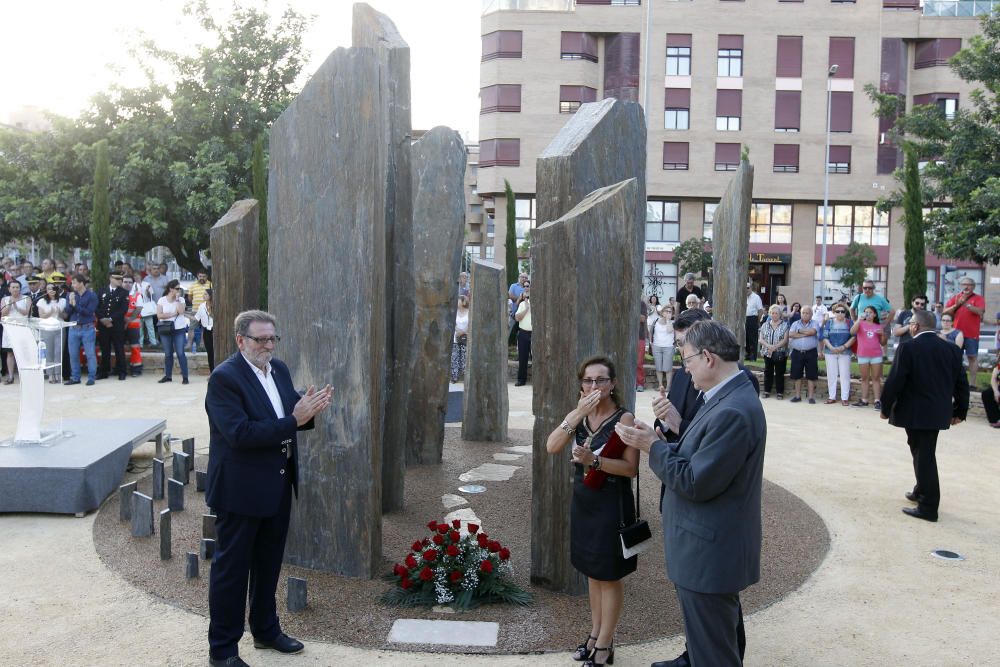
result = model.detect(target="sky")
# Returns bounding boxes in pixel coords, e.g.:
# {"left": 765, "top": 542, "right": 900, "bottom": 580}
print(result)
{"left": 0, "top": 0, "right": 482, "bottom": 140}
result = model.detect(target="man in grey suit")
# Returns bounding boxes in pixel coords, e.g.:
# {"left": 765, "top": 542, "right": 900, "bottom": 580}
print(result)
{"left": 617, "top": 320, "right": 766, "bottom": 666}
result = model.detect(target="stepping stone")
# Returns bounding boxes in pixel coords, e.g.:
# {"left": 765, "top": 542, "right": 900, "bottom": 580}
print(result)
{"left": 440, "top": 493, "right": 467, "bottom": 509}
{"left": 160, "top": 398, "right": 196, "bottom": 406}
{"left": 492, "top": 453, "right": 522, "bottom": 461}
{"left": 504, "top": 445, "right": 533, "bottom": 455}
{"left": 459, "top": 463, "right": 519, "bottom": 482}
{"left": 508, "top": 411, "right": 532, "bottom": 418}
{"left": 387, "top": 619, "right": 498, "bottom": 647}
{"left": 444, "top": 508, "right": 481, "bottom": 534}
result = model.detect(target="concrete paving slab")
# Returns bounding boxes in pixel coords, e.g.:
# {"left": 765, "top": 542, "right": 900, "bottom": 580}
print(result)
{"left": 388, "top": 619, "right": 499, "bottom": 647}
{"left": 440, "top": 493, "right": 468, "bottom": 509}
{"left": 458, "top": 463, "right": 520, "bottom": 482}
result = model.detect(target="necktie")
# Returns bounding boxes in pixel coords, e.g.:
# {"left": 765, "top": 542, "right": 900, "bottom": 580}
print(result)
{"left": 694, "top": 392, "right": 705, "bottom": 412}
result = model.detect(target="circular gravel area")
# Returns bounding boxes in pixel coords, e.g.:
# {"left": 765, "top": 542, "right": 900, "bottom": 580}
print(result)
{"left": 94, "top": 427, "right": 828, "bottom": 654}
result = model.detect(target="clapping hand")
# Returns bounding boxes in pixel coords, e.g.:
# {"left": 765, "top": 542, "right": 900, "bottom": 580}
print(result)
{"left": 651, "top": 391, "right": 681, "bottom": 435}
{"left": 614, "top": 419, "right": 662, "bottom": 453}
{"left": 292, "top": 384, "right": 334, "bottom": 427}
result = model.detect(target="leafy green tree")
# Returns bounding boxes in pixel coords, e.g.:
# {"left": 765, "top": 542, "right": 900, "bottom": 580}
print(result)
{"left": 901, "top": 147, "right": 926, "bottom": 304}
{"left": 833, "top": 241, "right": 877, "bottom": 297}
{"left": 671, "top": 236, "right": 712, "bottom": 279}
{"left": 252, "top": 133, "right": 268, "bottom": 308}
{"left": 90, "top": 140, "right": 111, "bottom": 289}
{"left": 504, "top": 179, "right": 518, "bottom": 288}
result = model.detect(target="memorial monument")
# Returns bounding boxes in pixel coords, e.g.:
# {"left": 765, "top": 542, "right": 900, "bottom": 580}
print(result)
{"left": 462, "top": 259, "right": 509, "bottom": 442}
{"left": 210, "top": 199, "right": 260, "bottom": 363}
{"left": 712, "top": 155, "right": 754, "bottom": 357}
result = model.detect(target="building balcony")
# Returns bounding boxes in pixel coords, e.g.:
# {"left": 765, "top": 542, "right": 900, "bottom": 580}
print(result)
{"left": 482, "top": 0, "right": 573, "bottom": 13}
{"left": 923, "top": 0, "right": 1000, "bottom": 16}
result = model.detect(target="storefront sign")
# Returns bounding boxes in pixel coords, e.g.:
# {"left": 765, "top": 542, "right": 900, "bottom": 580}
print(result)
{"left": 748, "top": 252, "right": 791, "bottom": 264}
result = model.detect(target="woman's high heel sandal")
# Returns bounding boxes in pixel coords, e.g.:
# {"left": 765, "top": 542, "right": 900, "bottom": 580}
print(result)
{"left": 584, "top": 643, "right": 614, "bottom": 667}
{"left": 572, "top": 635, "right": 597, "bottom": 661}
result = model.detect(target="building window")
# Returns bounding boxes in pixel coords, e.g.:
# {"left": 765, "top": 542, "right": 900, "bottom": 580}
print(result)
{"left": 645, "top": 261, "right": 678, "bottom": 300}
{"left": 480, "top": 85, "right": 521, "bottom": 113}
{"left": 561, "top": 32, "right": 598, "bottom": 62}
{"left": 776, "top": 36, "right": 803, "bottom": 78}
{"left": 938, "top": 97, "right": 958, "bottom": 120}
{"left": 814, "top": 266, "right": 887, "bottom": 303}
{"left": 646, "top": 200, "right": 681, "bottom": 249}
{"left": 482, "top": 30, "right": 522, "bottom": 61}
{"left": 484, "top": 245, "right": 495, "bottom": 259}
{"left": 827, "top": 145, "right": 851, "bottom": 174}
{"left": 515, "top": 197, "right": 536, "bottom": 244}
{"left": 664, "top": 87, "right": 691, "bottom": 129}
{"left": 479, "top": 139, "right": 520, "bottom": 168}
{"left": 715, "top": 143, "right": 740, "bottom": 171}
{"left": 667, "top": 46, "right": 691, "bottom": 76}
{"left": 663, "top": 142, "right": 689, "bottom": 170}
{"left": 829, "top": 37, "right": 855, "bottom": 78}
{"left": 716, "top": 90, "right": 742, "bottom": 131}
{"left": 914, "top": 38, "right": 962, "bottom": 69}
{"left": 830, "top": 92, "right": 853, "bottom": 133}
{"left": 718, "top": 48, "right": 743, "bottom": 77}
{"left": 774, "top": 91, "right": 801, "bottom": 132}
{"left": 559, "top": 85, "right": 597, "bottom": 114}
{"left": 773, "top": 144, "right": 800, "bottom": 173}
{"left": 487, "top": 215, "right": 495, "bottom": 239}
{"left": 465, "top": 245, "right": 481, "bottom": 265}
{"left": 750, "top": 203, "right": 792, "bottom": 243}
{"left": 716, "top": 117, "right": 740, "bottom": 131}
{"left": 703, "top": 202, "right": 718, "bottom": 240}
{"left": 815, "top": 205, "right": 889, "bottom": 246}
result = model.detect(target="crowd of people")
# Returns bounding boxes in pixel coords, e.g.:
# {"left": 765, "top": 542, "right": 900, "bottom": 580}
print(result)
{"left": 0, "top": 256, "right": 214, "bottom": 386}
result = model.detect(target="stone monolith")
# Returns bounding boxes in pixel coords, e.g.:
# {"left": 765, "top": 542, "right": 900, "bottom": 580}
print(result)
{"left": 462, "top": 260, "right": 509, "bottom": 442}
{"left": 529, "top": 179, "right": 642, "bottom": 594}
{"left": 712, "top": 158, "right": 754, "bottom": 357}
{"left": 268, "top": 45, "right": 388, "bottom": 577}
{"left": 531, "top": 98, "right": 646, "bottom": 595}
{"left": 210, "top": 199, "right": 260, "bottom": 362}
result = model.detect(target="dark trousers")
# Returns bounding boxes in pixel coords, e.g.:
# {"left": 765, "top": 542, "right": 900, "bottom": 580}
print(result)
{"left": 906, "top": 428, "right": 940, "bottom": 514}
{"left": 204, "top": 328, "right": 215, "bottom": 371}
{"left": 516, "top": 329, "right": 532, "bottom": 383}
{"left": 745, "top": 316, "right": 758, "bottom": 360}
{"left": 208, "top": 482, "right": 292, "bottom": 660}
{"left": 97, "top": 324, "right": 126, "bottom": 376}
{"left": 763, "top": 354, "right": 786, "bottom": 394}
{"left": 982, "top": 388, "right": 1000, "bottom": 424}
{"left": 675, "top": 585, "right": 745, "bottom": 667}
{"left": 62, "top": 327, "right": 71, "bottom": 380}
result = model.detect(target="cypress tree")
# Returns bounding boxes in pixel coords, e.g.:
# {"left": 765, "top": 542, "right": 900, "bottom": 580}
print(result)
{"left": 90, "top": 139, "right": 111, "bottom": 290}
{"left": 504, "top": 179, "right": 518, "bottom": 289}
{"left": 252, "top": 134, "right": 268, "bottom": 308}
{"left": 901, "top": 147, "right": 926, "bottom": 305}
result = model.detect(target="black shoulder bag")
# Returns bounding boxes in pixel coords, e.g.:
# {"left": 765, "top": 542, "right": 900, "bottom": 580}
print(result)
{"left": 619, "top": 465, "right": 653, "bottom": 559}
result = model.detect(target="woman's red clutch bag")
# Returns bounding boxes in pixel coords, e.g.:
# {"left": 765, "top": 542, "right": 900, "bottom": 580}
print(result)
{"left": 583, "top": 431, "right": 627, "bottom": 490}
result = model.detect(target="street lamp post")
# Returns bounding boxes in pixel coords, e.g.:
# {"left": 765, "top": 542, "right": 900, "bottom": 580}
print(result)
{"left": 820, "top": 64, "right": 838, "bottom": 302}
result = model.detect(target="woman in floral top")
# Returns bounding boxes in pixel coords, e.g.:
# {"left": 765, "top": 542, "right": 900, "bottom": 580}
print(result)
{"left": 759, "top": 304, "right": 790, "bottom": 399}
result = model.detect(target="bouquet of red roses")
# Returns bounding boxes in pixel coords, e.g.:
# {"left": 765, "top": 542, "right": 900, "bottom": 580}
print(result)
{"left": 381, "top": 519, "right": 532, "bottom": 610}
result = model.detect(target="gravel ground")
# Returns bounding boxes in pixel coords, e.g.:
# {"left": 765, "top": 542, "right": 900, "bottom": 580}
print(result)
{"left": 93, "top": 427, "right": 828, "bottom": 655}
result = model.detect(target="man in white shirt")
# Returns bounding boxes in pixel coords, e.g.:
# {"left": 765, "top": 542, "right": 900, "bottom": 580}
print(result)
{"left": 745, "top": 284, "right": 764, "bottom": 361}
{"left": 812, "top": 296, "right": 829, "bottom": 330}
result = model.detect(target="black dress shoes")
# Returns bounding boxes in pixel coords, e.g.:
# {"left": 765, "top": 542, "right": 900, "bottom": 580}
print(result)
{"left": 902, "top": 506, "right": 938, "bottom": 522}
{"left": 253, "top": 632, "right": 304, "bottom": 654}
{"left": 651, "top": 652, "right": 690, "bottom": 667}
{"left": 905, "top": 491, "right": 921, "bottom": 502}
{"left": 209, "top": 656, "right": 249, "bottom": 667}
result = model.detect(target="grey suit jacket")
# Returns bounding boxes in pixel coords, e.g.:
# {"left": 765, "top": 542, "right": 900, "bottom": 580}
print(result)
{"left": 648, "top": 372, "right": 766, "bottom": 594}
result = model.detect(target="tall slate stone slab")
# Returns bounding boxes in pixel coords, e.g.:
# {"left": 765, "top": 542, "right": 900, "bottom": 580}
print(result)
{"left": 131, "top": 492, "right": 154, "bottom": 537}
{"left": 168, "top": 479, "right": 184, "bottom": 512}
{"left": 152, "top": 458, "right": 164, "bottom": 500}
{"left": 209, "top": 199, "right": 260, "bottom": 363}
{"left": 712, "top": 158, "right": 754, "bottom": 358}
{"left": 462, "top": 260, "right": 509, "bottom": 442}
{"left": 530, "top": 181, "right": 641, "bottom": 594}
{"left": 401, "top": 126, "right": 467, "bottom": 466}
{"left": 287, "top": 576, "right": 308, "bottom": 612}
{"left": 353, "top": 3, "right": 413, "bottom": 513}
{"left": 531, "top": 98, "right": 646, "bottom": 595}
{"left": 269, "top": 45, "right": 387, "bottom": 577}
{"left": 119, "top": 481, "right": 136, "bottom": 521}
{"left": 182, "top": 438, "right": 195, "bottom": 471}
{"left": 160, "top": 509, "right": 171, "bottom": 560}
{"left": 172, "top": 452, "right": 189, "bottom": 484}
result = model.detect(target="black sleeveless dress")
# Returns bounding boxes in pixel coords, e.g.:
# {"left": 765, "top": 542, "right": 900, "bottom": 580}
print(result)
{"left": 569, "top": 408, "right": 638, "bottom": 581}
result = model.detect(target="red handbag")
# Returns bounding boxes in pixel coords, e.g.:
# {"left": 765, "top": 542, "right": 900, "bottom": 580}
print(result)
{"left": 583, "top": 431, "right": 628, "bottom": 490}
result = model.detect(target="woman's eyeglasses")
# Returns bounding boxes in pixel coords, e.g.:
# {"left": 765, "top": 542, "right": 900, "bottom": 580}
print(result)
{"left": 581, "top": 378, "right": 611, "bottom": 387}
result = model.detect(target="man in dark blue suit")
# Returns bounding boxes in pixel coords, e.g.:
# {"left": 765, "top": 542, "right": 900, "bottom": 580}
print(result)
{"left": 205, "top": 310, "right": 333, "bottom": 667}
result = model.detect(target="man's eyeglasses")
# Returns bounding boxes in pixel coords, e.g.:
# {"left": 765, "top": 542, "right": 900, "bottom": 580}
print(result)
{"left": 862, "top": 285, "right": 875, "bottom": 291}
{"left": 581, "top": 377, "right": 611, "bottom": 387}
{"left": 243, "top": 334, "right": 281, "bottom": 345}
{"left": 681, "top": 350, "right": 704, "bottom": 365}
{"left": 833, "top": 310, "right": 846, "bottom": 315}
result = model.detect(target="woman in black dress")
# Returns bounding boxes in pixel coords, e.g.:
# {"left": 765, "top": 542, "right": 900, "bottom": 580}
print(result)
{"left": 546, "top": 355, "right": 638, "bottom": 667}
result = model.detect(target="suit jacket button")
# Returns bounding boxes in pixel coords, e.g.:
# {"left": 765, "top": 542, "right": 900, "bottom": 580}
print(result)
{"left": 281, "top": 448, "right": 287, "bottom": 454}
{"left": 280, "top": 468, "right": 285, "bottom": 475}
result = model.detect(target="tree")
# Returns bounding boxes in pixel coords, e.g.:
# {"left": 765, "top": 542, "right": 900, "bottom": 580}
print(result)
{"left": 901, "top": 147, "right": 926, "bottom": 304}
{"left": 90, "top": 140, "right": 111, "bottom": 290}
{"left": 671, "top": 236, "right": 712, "bottom": 279}
{"left": 833, "top": 241, "right": 877, "bottom": 297}
{"left": 504, "top": 179, "right": 518, "bottom": 288}
{"left": 252, "top": 133, "right": 268, "bottom": 308}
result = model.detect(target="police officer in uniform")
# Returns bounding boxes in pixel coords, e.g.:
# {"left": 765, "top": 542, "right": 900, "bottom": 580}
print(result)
{"left": 96, "top": 271, "right": 130, "bottom": 380}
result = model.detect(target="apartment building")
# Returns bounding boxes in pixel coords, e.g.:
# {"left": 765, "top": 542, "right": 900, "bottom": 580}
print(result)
{"left": 474, "top": 0, "right": 999, "bottom": 311}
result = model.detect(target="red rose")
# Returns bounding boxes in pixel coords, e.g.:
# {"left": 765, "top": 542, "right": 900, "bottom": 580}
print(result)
{"left": 468, "top": 523, "right": 480, "bottom": 534}
{"left": 433, "top": 534, "right": 444, "bottom": 545}
{"left": 446, "top": 544, "right": 460, "bottom": 557}
{"left": 404, "top": 553, "right": 418, "bottom": 569}
{"left": 499, "top": 547, "right": 511, "bottom": 561}
{"left": 411, "top": 541, "right": 422, "bottom": 552}
{"left": 423, "top": 549, "right": 437, "bottom": 562}
{"left": 479, "top": 559, "right": 493, "bottom": 574}
{"left": 427, "top": 520, "right": 438, "bottom": 531}
{"left": 437, "top": 524, "right": 450, "bottom": 535}
{"left": 452, "top": 519, "right": 461, "bottom": 529}
{"left": 422, "top": 538, "right": 430, "bottom": 546}
{"left": 450, "top": 570, "right": 463, "bottom": 582}
{"left": 393, "top": 563, "right": 406, "bottom": 576}
{"left": 488, "top": 540, "right": 500, "bottom": 553}
{"left": 401, "top": 577, "right": 412, "bottom": 590}
{"left": 449, "top": 530, "right": 460, "bottom": 542}
{"left": 477, "top": 534, "right": 489, "bottom": 548}
{"left": 419, "top": 566, "right": 434, "bottom": 581}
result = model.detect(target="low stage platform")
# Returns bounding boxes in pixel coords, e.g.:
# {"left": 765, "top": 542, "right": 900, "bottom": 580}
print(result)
{"left": 0, "top": 419, "right": 166, "bottom": 515}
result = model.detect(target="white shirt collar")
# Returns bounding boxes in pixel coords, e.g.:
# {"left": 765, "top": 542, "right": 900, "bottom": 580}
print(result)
{"left": 703, "top": 367, "right": 744, "bottom": 403}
